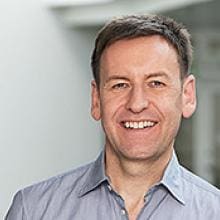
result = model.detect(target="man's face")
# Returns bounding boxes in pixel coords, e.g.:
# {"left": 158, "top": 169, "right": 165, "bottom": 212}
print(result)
{"left": 91, "top": 35, "right": 196, "bottom": 162}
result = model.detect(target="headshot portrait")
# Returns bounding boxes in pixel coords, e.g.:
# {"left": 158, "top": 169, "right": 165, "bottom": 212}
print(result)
{"left": 3, "top": 1, "right": 220, "bottom": 220}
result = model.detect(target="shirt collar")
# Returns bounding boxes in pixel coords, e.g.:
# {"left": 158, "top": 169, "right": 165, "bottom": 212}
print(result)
{"left": 78, "top": 150, "right": 185, "bottom": 205}
{"left": 160, "top": 151, "right": 185, "bottom": 205}
{"left": 78, "top": 151, "right": 108, "bottom": 197}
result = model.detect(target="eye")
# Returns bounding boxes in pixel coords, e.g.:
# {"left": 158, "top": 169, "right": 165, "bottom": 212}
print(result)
{"left": 148, "top": 80, "right": 165, "bottom": 88}
{"left": 112, "top": 82, "right": 129, "bottom": 90}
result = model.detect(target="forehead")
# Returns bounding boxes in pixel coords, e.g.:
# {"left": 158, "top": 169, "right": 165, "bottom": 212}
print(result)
{"left": 103, "top": 35, "right": 177, "bottom": 57}
{"left": 99, "top": 35, "right": 180, "bottom": 78}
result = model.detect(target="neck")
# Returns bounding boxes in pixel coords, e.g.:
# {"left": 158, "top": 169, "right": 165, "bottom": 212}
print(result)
{"left": 105, "top": 146, "right": 173, "bottom": 219}
{"left": 105, "top": 147, "right": 173, "bottom": 190}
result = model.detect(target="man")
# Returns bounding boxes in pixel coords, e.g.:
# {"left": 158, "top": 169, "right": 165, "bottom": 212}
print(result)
{"left": 6, "top": 15, "right": 220, "bottom": 220}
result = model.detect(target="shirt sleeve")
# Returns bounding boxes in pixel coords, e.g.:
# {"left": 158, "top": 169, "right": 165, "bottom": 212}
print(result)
{"left": 5, "top": 191, "right": 27, "bottom": 220}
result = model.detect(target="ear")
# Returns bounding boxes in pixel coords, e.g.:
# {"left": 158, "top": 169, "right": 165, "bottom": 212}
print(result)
{"left": 91, "top": 80, "right": 101, "bottom": 121}
{"left": 182, "top": 74, "right": 197, "bottom": 118}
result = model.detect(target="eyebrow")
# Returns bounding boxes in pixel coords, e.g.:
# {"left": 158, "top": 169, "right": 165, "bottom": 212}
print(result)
{"left": 104, "top": 71, "right": 170, "bottom": 85}
{"left": 145, "top": 71, "right": 170, "bottom": 80}
{"left": 105, "top": 75, "right": 129, "bottom": 84}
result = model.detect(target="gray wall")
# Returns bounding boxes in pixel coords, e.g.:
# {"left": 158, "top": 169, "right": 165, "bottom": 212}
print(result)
{"left": 0, "top": 1, "right": 102, "bottom": 218}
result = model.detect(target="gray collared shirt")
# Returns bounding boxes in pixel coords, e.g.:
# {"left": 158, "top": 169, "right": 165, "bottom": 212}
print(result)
{"left": 5, "top": 151, "right": 220, "bottom": 219}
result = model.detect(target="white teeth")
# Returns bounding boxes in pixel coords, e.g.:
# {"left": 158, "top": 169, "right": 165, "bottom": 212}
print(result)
{"left": 134, "top": 122, "right": 138, "bottom": 129}
{"left": 139, "top": 121, "right": 144, "bottom": 128}
{"left": 125, "top": 122, "right": 130, "bottom": 128}
{"left": 123, "top": 121, "right": 156, "bottom": 129}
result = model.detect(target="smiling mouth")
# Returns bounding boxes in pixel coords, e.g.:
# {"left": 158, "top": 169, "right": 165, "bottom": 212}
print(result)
{"left": 122, "top": 120, "right": 157, "bottom": 129}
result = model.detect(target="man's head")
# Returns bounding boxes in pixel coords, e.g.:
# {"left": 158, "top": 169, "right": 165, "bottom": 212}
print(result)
{"left": 91, "top": 14, "right": 193, "bottom": 87}
{"left": 91, "top": 15, "right": 196, "bottom": 162}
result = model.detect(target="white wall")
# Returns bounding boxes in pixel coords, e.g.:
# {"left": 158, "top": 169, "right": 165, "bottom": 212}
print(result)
{"left": 0, "top": 1, "right": 102, "bottom": 218}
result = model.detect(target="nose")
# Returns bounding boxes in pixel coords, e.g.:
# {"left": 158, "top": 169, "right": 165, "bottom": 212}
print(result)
{"left": 126, "top": 86, "right": 149, "bottom": 113}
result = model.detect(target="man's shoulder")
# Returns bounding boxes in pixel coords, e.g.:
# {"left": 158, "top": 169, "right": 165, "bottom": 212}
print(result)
{"left": 21, "top": 160, "right": 94, "bottom": 201}
{"left": 180, "top": 165, "right": 220, "bottom": 201}
{"left": 6, "top": 160, "right": 98, "bottom": 219}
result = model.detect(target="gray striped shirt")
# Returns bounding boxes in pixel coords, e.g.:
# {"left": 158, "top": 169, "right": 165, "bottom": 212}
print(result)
{"left": 5, "top": 151, "right": 220, "bottom": 219}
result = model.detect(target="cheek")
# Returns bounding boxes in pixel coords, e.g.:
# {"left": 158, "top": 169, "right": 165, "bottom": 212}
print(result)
{"left": 100, "top": 93, "right": 127, "bottom": 116}
{"left": 100, "top": 98, "right": 121, "bottom": 136}
{"left": 167, "top": 97, "right": 183, "bottom": 128}
{"left": 158, "top": 93, "right": 183, "bottom": 120}
{"left": 157, "top": 96, "right": 182, "bottom": 141}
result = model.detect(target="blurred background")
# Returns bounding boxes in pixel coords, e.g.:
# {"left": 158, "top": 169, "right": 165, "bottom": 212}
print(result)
{"left": 1, "top": 0, "right": 219, "bottom": 218}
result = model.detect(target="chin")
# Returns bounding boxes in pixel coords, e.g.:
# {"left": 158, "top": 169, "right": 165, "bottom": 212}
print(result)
{"left": 118, "top": 148, "right": 162, "bottom": 162}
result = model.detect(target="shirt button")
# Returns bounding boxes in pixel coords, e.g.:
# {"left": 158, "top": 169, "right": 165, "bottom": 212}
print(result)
{"left": 121, "top": 209, "right": 126, "bottom": 215}
{"left": 107, "top": 184, "right": 112, "bottom": 191}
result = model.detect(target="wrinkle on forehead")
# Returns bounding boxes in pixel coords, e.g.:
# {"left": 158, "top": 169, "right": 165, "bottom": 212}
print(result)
{"left": 99, "top": 35, "right": 180, "bottom": 82}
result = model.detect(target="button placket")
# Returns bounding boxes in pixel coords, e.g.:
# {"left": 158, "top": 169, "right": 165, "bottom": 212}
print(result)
{"left": 105, "top": 182, "right": 129, "bottom": 219}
